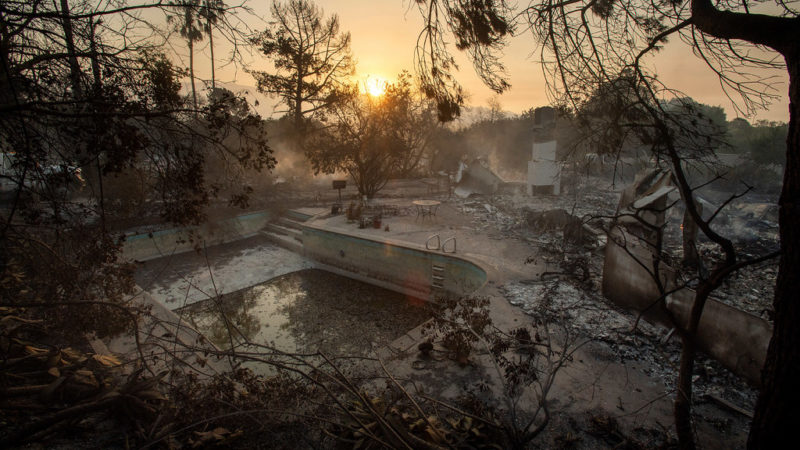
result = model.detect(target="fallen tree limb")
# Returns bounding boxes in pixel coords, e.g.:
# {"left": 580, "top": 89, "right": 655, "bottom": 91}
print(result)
{"left": 0, "top": 394, "right": 119, "bottom": 447}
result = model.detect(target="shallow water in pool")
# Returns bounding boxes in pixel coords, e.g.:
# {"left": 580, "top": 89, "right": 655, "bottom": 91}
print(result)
{"left": 178, "top": 269, "right": 430, "bottom": 362}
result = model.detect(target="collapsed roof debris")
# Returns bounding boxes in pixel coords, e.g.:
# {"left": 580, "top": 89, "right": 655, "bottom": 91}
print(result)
{"left": 453, "top": 157, "right": 505, "bottom": 197}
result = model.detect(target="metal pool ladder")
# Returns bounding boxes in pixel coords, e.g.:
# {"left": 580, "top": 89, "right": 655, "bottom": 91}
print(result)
{"left": 426, "top": 234, "right": 457, "bottom": 253}
{"left": 442, "top": 237, "right": 457, "bottom": 253}
{"left": 431, "top": 263, "right": 445, "bottom": 290}
{"left": 427, "top": 234, "right": 457, "bottom": 292}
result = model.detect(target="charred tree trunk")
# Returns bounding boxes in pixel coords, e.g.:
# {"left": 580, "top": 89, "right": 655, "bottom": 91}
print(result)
{"left": 59, "top": 0, "right": 82, "bottom": 98}
{"left": 675, "top": 332, "right": 698, "bottom": 450}
{"left": 189, "top": 37, "right": 197, "bottom": 112}
{"left": 88, "top": 19, "right": 105, "bottom": 231}
{"left": 672, "top": 277, "right": 720, "bottom": 450}
{"left": 88, "top": 20, "right": 101, "bottom": 93}
{"left": 682, "top": 200, "right": 701, "bottom": 268}
{"left": 294, "top": 68, "right": 304, "bottom": 132}
{"left": 749, "top": 48, "right": 800, "bottom": 450}
{"left": 208, "top": 20, "right": 215, "bottom": 90}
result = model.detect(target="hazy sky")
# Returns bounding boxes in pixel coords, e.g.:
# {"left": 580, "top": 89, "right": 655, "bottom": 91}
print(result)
{"left": 197, "top": 1, "right": 789, "bottom": 122}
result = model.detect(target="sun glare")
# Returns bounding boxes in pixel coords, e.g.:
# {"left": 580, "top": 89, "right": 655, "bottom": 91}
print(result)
{"left": 364, "top": 77, "right": 387, "bottom": 97}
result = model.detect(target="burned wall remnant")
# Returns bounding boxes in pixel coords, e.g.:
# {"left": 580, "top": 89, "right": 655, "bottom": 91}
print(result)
{"left": 603, "top": 170, "right": 677, "bottom": 316}
{"left": 666, "top": 292, "right": 771, "bottom": 383}
{"left": 602, "top": 169, "right": 771, "bottom": 384}
{"left": 527, "top": 107, "right": 562, "bottom": 195}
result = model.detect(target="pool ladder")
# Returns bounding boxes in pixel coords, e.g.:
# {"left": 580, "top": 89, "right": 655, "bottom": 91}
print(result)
{"left": 431, "top": 263, "right": 445, "bottom": 290}
{"left": 427, "top": 234, "right": 456, "bottom": 292}
{"left": 426, "top": 234, "right": 457, "bottom": 253}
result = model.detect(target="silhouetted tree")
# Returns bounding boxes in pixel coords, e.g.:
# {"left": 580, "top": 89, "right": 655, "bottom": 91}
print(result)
{"left": 251, "top": 0, "right": 354, "bottom": 131}
{"left": 200, "top": 0, "right": 225, "bottom": 89}
{"left": 413, "top": 0, "right": 512, "bottom": 122}
{"left": 728, "top": 119, "right": 788, "bottom": 167}
{"left": 305, "top": 73, "right": 434, "bottom": 197}
{"left": 383, "top": 71, "right": 439, "bottom": 177}
{"left": 170, "top": 0, "right": 204, "bottom": 111}
{"left": 304, "top": 86, "right": 394, "bottom": 198}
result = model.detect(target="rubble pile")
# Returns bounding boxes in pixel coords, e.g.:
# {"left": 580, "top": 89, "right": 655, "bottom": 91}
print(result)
{"left": 502, "top": 280, "right": 640, "bottom": 338}
{"left": 709, "top": 260, "right": 777, "bottom": 321}
{"left": 455, "top": 197, "right": 522, "bottom": 234}
{"left": 449, "top": 167, "right": 778, "bottom": 325}
{"left": 657, "top": 240, "right": 777, "bottom": 321}
{"left": 660, "top": 201, "right": 779, "bottom": 322}
{"left": 447, "top": 175, "right": 620, "bottom": 237}
{"left": 500, "top": 279, "right": 759, "bottom": 414}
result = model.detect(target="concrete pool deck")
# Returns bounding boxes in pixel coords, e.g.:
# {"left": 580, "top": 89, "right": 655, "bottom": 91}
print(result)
{"left": 304, "top": 200, "right": 544, "bottom": 283}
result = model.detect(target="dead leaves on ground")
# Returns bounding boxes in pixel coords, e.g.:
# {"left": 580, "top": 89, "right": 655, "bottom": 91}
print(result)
{"left": 0, "top": 307, "right": 168, "bottom": 446}
{"left": 334, "top": 395, "right": 502, "bottom": 449}
{"left": 2, "top": 339, "right": 126, "bottom": 401}
{"left": 92, "top": 353, "right": 122, "bottom": 367}
{"left": 190, "top": 427, "right": 243, "bottom": 447}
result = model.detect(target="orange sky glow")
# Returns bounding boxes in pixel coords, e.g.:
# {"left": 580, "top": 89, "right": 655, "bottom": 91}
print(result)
{"left": 196, "top": 1, "right": 789, "bottom": 123}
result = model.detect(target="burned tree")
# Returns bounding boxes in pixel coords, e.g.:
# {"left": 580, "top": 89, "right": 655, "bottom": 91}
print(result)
{"left": 250, "top": 0, "right": 354, "bottom": 132}
{"left": 304, "top": 86, "right": 396, "bottom": 198}
{"left": 305, "top": 73, "right": 436, "bottom": 197}
{"left": 383, "top": 71, "right": 439, "bottom": 177}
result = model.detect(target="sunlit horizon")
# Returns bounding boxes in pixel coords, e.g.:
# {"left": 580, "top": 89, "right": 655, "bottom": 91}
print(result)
{"left": 362, "top": 77, "right": 388, "bottom": 97}
{"left": 186, "top": 1, "right": 789, "bottom": 123}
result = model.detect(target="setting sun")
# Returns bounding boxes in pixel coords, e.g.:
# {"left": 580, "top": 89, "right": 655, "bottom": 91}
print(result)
{"left": 363, "top": 77, "right": 388, "bottom": 97}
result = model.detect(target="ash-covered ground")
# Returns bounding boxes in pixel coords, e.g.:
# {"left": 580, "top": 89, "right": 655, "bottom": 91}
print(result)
{"left": 129, "top": 171, "right": 776, "bottom": 448}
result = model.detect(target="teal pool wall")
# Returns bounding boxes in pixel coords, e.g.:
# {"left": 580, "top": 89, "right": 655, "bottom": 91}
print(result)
{"left": 285, "top": 209, "right": 315, "bottom": 222}
{"left": 302, "top": 226, "right": 488, "bottom": 300}
{"left": 122, "top": 210, "right": 273, "bottom": 261}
